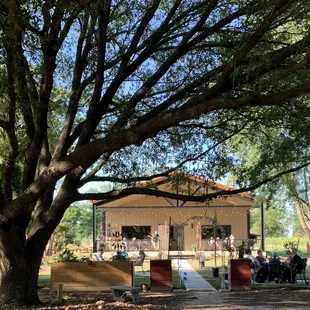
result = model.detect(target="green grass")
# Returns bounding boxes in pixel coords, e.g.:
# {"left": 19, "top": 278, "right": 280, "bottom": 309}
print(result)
{"left": 38, "top": 275, "right": 50, "bottom": 288}
{"left": 264, "top": 237, "right": 309, "bottom": 258}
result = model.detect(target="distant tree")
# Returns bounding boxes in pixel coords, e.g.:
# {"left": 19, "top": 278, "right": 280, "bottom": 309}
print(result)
{"left": 284, "top": 168, "right": 310, "bottom": 238}
{"left": 77, "top": 203, "right": 102, "bottom": 241}
{"left": 250, "top": 192, "right": 291, "bottom": 238}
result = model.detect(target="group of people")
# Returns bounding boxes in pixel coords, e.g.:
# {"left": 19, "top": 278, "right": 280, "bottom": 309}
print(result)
{"left": 208, "top": 234, "right": 236, "bottom": 250}
{"left": 115, "top": 232, "right": 160, "bottom": 251}
{"left": 93, "top": 248, "right": 146, "bottom": 266}
{"left": 93, "top": 248, "right": 130, "bottom": 261}
{"left": 244, "top": 248, "right": 304, "bottom": 283}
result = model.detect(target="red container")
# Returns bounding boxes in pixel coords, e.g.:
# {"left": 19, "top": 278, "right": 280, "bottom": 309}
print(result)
{"left": 150, "top": 260, "right": 172, "bottom": 291}
{"left": 229, "top": 259, "right": 252, "bottom": 291}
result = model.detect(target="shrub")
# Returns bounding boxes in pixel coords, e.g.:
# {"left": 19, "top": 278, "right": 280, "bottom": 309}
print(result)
{"left": 58, "top": 249, "right": 79, "bottom": 262}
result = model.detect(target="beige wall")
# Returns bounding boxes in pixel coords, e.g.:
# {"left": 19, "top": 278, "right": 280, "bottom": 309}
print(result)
{"left": 104, "top": 207, "right": 249, "bottom": 251}
{"left": 103, "top": 194, "right": 252, "bottom": 207}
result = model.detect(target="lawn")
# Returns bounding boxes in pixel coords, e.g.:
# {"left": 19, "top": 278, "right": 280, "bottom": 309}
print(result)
{"left": 264, "top": 237, "right": 309, "bottom": 257}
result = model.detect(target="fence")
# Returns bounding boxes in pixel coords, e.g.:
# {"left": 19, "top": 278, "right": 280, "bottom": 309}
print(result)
{"left": 98, "top": 239, "right": 156, "bottom": 252}
{"left": 97, "top": 238, "right": 263, "bottom": 252}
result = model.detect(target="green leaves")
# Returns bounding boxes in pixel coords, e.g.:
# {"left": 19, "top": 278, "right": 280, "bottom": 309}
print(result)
{"left": 58, "top": 249, "right": 80, "bottom": 262}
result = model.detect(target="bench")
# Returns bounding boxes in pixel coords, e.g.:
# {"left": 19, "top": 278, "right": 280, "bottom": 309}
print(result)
{"left": 110, "top": 285, "right": 141, "bottom": 302}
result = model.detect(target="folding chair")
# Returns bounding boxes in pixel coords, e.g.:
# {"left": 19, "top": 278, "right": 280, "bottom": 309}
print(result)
{"left": 250, "top": 262, "right": 259, "bottom": 283}
{"left": 268, "top": 263, "right": 282, "bottom": 283}
{"left": 296, "top": 258, "right": 307, "bottom": 284}
{"left": 134, "top": 255, "right": 145, "bottom": 274}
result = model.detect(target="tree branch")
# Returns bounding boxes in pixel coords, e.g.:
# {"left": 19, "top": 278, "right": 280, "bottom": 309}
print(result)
{"left": 74, "top": 160, "right": 310, "bottom": 203}
{"left": 79, "top": 119, "right": 249, "bottom": 186}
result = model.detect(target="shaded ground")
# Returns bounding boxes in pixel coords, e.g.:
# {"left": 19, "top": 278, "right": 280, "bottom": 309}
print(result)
{"left": 180, "top": 288, "right": 310, "bottom": 309}
{"left": 8, "top": 287, "right": 310, "bottom": 310}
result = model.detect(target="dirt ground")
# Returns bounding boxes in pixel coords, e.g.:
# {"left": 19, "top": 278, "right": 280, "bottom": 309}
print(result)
{"left": 9, "top": 287, "right": 310, "bottom": 310}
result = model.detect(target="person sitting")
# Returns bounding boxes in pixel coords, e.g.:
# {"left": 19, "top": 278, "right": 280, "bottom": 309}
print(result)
{"left": 121, "top": 249, "right": 129, "bottom": 261}
{"left": 269, "top": 251, "right": 281, "bottom": 282}
{"left": 244, "top": 249, "right": 267, "bottom": 282}
{"left": 269, "top": 251, "right": 281, "bottom": 264}
{"left": 94, "top": 248, "right": 104, "bottom": 261}
{"left": 256, "top": 249, "right": 266, "bottom": 265}
{"left": 122, "top": 237, "right": 128, "bottom": 250}
{"left": 112, "top": 250, "right": 127, "bottom": 261}
{"left": 134, "top": 250, "right": 146, "bottom": 266}
{"left": 283, "top": 248, "right": 303, "bottom": 283}
{"left": 244, "top": 249, "right": 261, "bottom": 272}
{"left": 131, "top": 237, "right": 139, "bottom": 250}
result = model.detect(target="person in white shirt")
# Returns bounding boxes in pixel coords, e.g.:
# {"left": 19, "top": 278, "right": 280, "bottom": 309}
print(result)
{"left": 244, "top": 248, "right": 270, "bottom": 282}
{"left": 93, "top": 249, "right": 104, "bottom": 261}
{"left": 244, "top": 248, "right": 261, "bottom": 272}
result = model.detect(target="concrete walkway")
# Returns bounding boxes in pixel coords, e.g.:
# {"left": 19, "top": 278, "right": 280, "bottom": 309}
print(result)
{"left": 173, "top": 259, "right": 216, "bottom": 291}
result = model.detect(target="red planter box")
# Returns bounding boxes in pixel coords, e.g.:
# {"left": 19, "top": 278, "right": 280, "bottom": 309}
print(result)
{"left": 229, "top": 259, "right": 252, "bottom": 291}
{"left": 150, "top": 260, "right": 172, "bottom": 292}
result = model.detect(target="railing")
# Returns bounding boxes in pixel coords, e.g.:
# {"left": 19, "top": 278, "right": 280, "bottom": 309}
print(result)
{"left": 98, "top": 239, "right": 157, "bottom": 252}
{"left": 97, "top": 238, "right": 262, "bottom": 252}
{"left": 198, "top": 238, "right": 262, "bottom": 251}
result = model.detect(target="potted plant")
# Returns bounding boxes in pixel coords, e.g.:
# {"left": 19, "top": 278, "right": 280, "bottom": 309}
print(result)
{"left": 237, "top": 240, "right": 246, "bottom": 258}
{"left": 284, "top": 240, "right": 298, "bottom": 255}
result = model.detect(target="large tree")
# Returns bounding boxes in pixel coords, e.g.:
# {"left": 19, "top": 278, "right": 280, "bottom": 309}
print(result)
{"left": 1, "top": 0, "right": 310, "bottom": 305}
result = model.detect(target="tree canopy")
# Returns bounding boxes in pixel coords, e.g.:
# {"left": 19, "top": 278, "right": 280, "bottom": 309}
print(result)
{"left": 1, "top": 0, "right": 310, "bottom": 305}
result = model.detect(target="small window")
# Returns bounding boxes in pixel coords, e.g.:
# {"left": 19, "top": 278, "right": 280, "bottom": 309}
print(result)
{"left": 201, "top": 225, "right": 231, "bottom": 239}
{"left": 121, "top": 226, "right": 151, "bottom": 239}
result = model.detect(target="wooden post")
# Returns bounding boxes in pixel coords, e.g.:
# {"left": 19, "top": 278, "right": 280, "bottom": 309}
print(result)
{"left": 102, "top": 211, "right": 106, "bottom": 241}
{"left": 261, "top": 203, "right": 265, "bottom": 251}
{"left": 93, "top": 204, "right": 97, "bottom": 252}
{"left": 168, "top": 216, "right": 171, "bottom": 258}
{"left": 56, "top": 284, "right": 63, "bottom": 303}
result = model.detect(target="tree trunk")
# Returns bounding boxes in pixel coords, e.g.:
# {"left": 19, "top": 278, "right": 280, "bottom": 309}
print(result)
{"left": 0, "top": 215, "right": 56, "bottom": 307}
{"left": 45, "top": 232, "right": 55, "bottom": 256}
{"left": 294, "top": 197, "right": 310, "bottom": 236}
{"left": 0, "top": 222, "right": 41, "bottom": 306}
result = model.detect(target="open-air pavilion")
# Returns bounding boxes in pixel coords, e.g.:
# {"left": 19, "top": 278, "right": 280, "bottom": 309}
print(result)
{"left": 92, "top": 174, "right": 261, "bottom": 258}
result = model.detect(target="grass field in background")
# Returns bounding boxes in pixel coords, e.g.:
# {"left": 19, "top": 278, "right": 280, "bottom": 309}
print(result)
{"left": 264, "top": 237, "right": 309, "bottom": 257}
